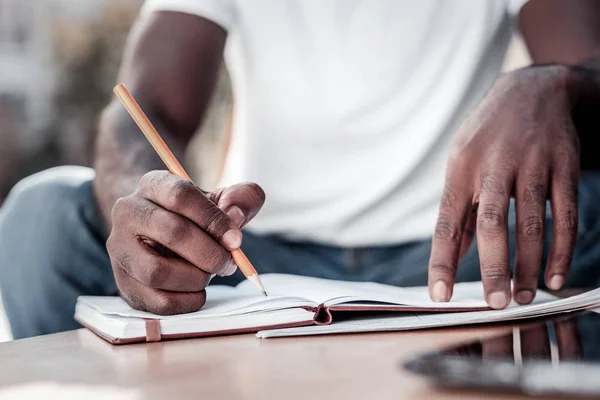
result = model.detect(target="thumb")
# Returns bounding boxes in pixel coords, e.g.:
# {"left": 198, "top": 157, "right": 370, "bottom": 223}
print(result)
{"left": 210, "top": 182, "right": 266, "bottom": 228}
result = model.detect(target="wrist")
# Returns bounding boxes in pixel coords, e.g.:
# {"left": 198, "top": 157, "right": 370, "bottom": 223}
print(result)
{"left": 501, "top": 64, "right": 581, "bottom": 109}
{"left": 567, "top": 57, "right": 600, "bottom": 108}
{"left": 534, "top": 64, "right": 582, "bottom": 108}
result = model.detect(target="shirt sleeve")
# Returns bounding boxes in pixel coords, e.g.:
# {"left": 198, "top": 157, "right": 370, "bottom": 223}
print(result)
{"left": 141, "top": 0, "right": 236, "bottom": 31}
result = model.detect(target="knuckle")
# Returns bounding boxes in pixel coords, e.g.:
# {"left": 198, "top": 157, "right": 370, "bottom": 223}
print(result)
{"left": 517, "top": 215, "right": 544, "bottom": 242}
{"left": 139, "top": 171, "right": 169, "bottom": 199}
{"left": 106, "top": 234, "right": 117, "bottom": 254}
{"left": 522, "top": 181, "right": 547, "bottom": 205}
{"left": 555, "top": 211, "right": 578, "bottom": 236}
{"left": 477, "top": 204, "right": 506, "bottom": 236}
{"left": 161, "top": 215, "right": 189, "bottom": 246}
{"left": 481, "top": 263, "right": 509, "bottom": 280}
{"left": 480, "top": 172, "right": 508, "bottom": 195}
{"left": 111, "top": 196, "right": 131, "bottom": 222}
{"left": 154, "top": 295, "right": 183, "bottom": 315}
{"left": 165, "top": 179, "right": 194, "bottom": 209}
{"left": 138, "top": 172, "right": 153, "bottom": 189}
{"left": 140, "top": 170, "right": 169, "bottom": 188}
{"left": 430, "top": 262, "right": 457, "bottom": 276}
{"left": 559, "top": 175, "right": 579, "bottom": 204}
{"left": 144, "top": 257, "right": 170, "bottom": 287}
{"left": 123, "top": 291, "right": 146, "bottom": 312}
{"left": 132, "top": 200, "right": 157, "bottom": 229}
{"left": 204, "top": 249, "right": 230, "bottom": 274}
{"left": 434, "top": 217, "right": 462, "bottom": 244}
{"left": 202, "top": 206, "right": 227, "bottom": 235}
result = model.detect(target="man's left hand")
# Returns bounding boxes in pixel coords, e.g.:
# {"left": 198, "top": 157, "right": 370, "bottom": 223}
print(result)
{"left": 428, "top": 65, "right": 581, "bottom": 309}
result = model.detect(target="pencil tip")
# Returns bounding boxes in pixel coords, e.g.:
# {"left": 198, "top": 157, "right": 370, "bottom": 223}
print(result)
{"left": 262, "top": 290, "right": 268, "bottom": 297}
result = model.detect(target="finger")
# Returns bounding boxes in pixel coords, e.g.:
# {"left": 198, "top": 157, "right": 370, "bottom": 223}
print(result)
{"left": 210, "top": 182, "right": 266, "bottom": 228}
{"left": 114, "top": 196, "right": 233, "bottom": 276}
{"left": 520, "top": 325, "right": 551, "bottom": 362}
{"left": 481, "top": 334, "right": 513, "bottom": 359}
{"left": 458, "top": 204, "right": 477, "bottom": 260}
{"left": 139, "top": 171, "right": 242, "bottom": 250}
{"left": 428, "top": 181, "right": 473, "bottom": 302}
{"left": 476, "top": 170, "right": 513, "bottom": 309}
{"left": 545, "top": 156, "right": 579, "bottom": 291}
{"left": 554, "top": 319, "right": 582, "bottom": 360}
{"left": 513, "top": 170, "right": 549, "bottom": 304}
{"left": 107, "top": 238, "right": 214, "bottom": 292}
{"left": 114, "top": 267, "right": 207, "bottom": 315}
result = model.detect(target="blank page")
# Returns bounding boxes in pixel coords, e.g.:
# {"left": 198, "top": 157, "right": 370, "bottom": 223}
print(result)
{"left": 236, "top": 274, "right": 490, "bottom": 308}
{"left": 78, "top": 285, "right": 316, "bottom": 320}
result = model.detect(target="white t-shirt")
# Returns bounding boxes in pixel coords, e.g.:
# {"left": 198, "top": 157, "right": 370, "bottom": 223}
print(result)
{"left": 142, "top": 0, "right": 527, "bottom": 247}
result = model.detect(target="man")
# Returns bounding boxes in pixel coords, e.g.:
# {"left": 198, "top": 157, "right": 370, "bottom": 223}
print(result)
{"left": 2, "top": 0, "right": 600, "bottom": 339}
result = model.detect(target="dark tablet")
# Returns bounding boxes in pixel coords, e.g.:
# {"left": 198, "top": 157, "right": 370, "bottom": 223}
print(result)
{"left": 403, "top": 311, "right": 600, "bottom": 398}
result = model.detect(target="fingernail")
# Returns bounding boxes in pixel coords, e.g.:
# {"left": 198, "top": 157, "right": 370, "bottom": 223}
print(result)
{"left": 488, "top": 291, "right": 510, "bottom": 309}
{"left": 432, "top": 281, "right": 449, "bottom": 302}
{"left": 548, "top": 274, "right": 565, "bottom": 291}
{"left": 222, "top": 230, "right": 242, "bottom": 249}
{"left": 227, "top": 206, "right": 245, "bottom": 228}
{"left": 515, "top": 290, "right": 534, "bottom": 305}
{"left": 224, "top": 261, "right": 237, "bottom": 276}
{"left": 217, "top": 261, "right": 237, "bottom": 277}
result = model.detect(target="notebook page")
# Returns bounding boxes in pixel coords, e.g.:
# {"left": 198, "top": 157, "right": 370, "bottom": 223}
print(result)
{"left": 77, "top": 285, "right": 317, "bottom": 320}
{"left": 236, "top": 274, "right": 489, "bottom": 308}
{"left": 234, "top": 274, "right": 384, "bottom": 304}
{"left": 335, "top": 286, "right": 558, "bottom": 309}
{"left": 256, "top": 288, "right": 600, "bottom": 338}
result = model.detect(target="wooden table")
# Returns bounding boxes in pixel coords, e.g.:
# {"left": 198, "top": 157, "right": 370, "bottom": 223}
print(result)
{"left": 0, "top": 322, "right": 572, "bottom": 400}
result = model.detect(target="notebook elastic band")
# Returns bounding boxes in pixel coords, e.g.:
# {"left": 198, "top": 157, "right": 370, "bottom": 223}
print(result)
{"left": 144, "top": 319, "right": 162, "bottom": 342}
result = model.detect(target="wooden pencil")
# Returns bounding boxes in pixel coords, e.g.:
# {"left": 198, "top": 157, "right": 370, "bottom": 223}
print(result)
{"left": 113, "top": 83, "right": 267, "bottom": 296}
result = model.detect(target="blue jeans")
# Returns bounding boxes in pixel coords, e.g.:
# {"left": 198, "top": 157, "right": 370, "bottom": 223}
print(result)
{"left": 1, "top": 166, "right": 600, "bottom": 339}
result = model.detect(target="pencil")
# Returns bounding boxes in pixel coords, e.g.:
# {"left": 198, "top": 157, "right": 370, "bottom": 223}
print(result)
{"left": 113, "top": 83, "right": 267, "bottom": 296}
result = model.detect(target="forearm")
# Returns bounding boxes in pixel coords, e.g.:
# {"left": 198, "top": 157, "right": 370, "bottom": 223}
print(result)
{"left": 91, "top": 10, "right": 227, "bottom": 232}
{"left": 92, "top": 100, "right": 191, "bottom": 232}
{"left": 518, "top": 0, "right": 600, "bottom": 169}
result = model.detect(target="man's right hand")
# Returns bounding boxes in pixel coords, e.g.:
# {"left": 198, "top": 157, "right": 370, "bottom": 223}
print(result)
{"left": 106, "top": 170, "right": 265, "bottom": 315}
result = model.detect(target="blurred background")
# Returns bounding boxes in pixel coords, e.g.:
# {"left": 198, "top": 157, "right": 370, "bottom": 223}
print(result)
{"left": 0, "top": 0, "right": 232, "bottom": 208}
{"left": 0, "top": 0, "right": 530, "bottom": 341}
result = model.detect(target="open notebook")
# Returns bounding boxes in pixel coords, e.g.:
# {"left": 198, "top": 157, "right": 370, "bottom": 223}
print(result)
{"left": 75, "top": 273, "right": 494, "bottom": 344}
{"left": 76, "top": 273, "right": 599, "bottom": 344}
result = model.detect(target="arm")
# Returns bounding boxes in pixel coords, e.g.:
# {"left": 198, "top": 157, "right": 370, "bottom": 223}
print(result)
{"left": 93, "top": 11, "right": 226, "bottom": 231}
{"left": 93, "top": 11, "right": 265, "bottom": 315}
{"left": 428, "top": 0, "right": 600, "bottom": 308}
{"left": 519, "top": 0, "right": 600, "bottom": 170}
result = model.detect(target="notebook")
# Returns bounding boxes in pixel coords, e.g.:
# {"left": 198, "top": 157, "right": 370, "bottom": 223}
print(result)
{"left": 256, "top": 286, "right": 600, "bottom": 338}
{"left": 76, "top": 273, "right": 600, "bottom": 344}
{"left": 75, "top": 273, "right": 494, "bottom": 344}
